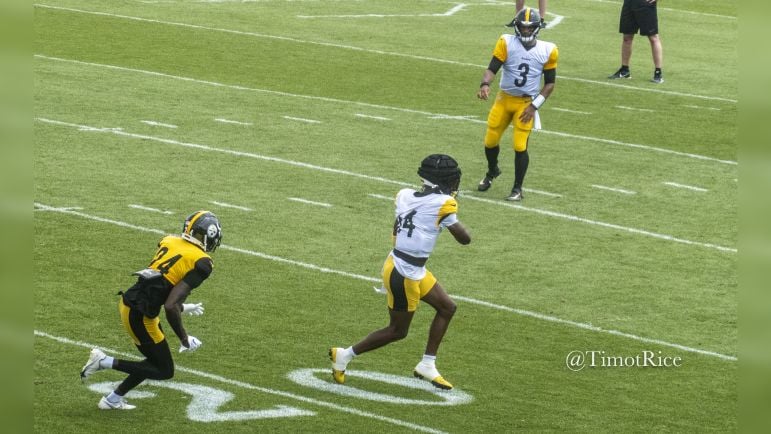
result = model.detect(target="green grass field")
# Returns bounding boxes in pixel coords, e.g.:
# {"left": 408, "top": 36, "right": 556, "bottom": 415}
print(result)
{"left": 34, "top": 0, "right": 737, "bottom": 432}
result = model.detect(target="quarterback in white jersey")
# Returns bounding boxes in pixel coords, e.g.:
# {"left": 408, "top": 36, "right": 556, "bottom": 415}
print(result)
{"left": 477, "top": 7, "right": 558, "bottom": 202}
{"left": 330, "top": 154, "right": 471, "bottom": 391}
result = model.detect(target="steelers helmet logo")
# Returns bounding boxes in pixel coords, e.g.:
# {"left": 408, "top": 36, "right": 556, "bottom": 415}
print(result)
{"left": 207, "top": 224, "right": 219, "bottom": 238}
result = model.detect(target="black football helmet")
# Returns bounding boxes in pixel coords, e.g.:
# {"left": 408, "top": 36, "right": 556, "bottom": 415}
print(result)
{"left": 506, "top": 7, "right": 541, "bottom": 46}
{"left": 417, "top": 154, "right": 462, "bottom": 196}
{"left": 181, "top": 210, "right": 222, "bottom": 252}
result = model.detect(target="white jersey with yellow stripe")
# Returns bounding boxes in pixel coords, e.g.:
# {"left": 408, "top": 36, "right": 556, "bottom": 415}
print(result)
{"left": 390, "top": 188, "right": 458, "bottom": 280}
{"left": 493, "top": 35, "right": 558, "bottom": 97}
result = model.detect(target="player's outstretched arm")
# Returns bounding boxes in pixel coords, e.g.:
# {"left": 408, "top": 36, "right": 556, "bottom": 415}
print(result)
{"left": 164, "top": 281, "right": 193, "bottom": 344}
{"left": 447, "top": 222, "right": 471, "bottom": 245}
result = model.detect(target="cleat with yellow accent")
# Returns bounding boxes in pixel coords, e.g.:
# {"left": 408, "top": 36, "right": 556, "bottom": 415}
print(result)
{"left": 329, "top": 347, "right": 349, "bottom": 384}
{"left": 413, "top": 362, "right": 453, "bottom": 390}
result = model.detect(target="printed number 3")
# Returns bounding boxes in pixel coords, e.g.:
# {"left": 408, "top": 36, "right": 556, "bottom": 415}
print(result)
{"left": 514, "top": 63, "right": 529, "bottom": 87}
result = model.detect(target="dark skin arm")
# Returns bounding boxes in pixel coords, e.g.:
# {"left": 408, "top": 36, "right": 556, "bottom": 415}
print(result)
{"left": 164, "top": 281, "right": 192, "bottom": 347}
{"left": 447, "top": 221, "right": 471, "bottom": 245}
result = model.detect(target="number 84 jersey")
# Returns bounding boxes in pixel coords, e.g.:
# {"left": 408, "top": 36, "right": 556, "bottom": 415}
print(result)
{"left": 393, "top": 188, "right": 459, "bottom": 259}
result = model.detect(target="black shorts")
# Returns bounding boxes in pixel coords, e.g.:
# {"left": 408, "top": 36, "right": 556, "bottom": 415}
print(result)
{"left": 619, "top": 0, "right": 658, "bottom": 36}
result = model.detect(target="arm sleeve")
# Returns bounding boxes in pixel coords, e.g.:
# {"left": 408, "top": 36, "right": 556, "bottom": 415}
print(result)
{"left": 181, "top": 257, "right": 213, "bottom": 290}
{"left": 488, "top": 56, "right": 504, "bottom": 74}
{"left": 543, "top": 68, "right": 556, "bottom": 84}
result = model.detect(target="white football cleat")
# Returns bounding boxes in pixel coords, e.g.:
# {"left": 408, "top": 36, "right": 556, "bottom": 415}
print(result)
{"left": 413, "top": 362, "right": 453, "bottom": 390}
{"left": 80, "top": 348, "right": 107, "bottom": 380}
{"left": 98, "top": 396, "right": 136, "bottom": 410}
{"left": 329, "top": 347, "right": 352, "bottom": 384}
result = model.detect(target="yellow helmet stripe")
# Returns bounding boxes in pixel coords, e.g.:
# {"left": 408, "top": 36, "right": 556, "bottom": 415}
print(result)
{"left": 185, "top": 210, "right": 208, "bottom": 234}
{"left": 525, "top": 7, "right": 531, "bottom": 22}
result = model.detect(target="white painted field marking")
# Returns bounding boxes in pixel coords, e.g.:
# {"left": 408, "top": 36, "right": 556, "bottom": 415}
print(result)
{"left": 34, "top": 54, "right": 738, "bottom": 165}
{"left": 615, "top": 105, "right": 654, "bottom": 113}
{"left": 33, "top": 5, "right": 737, "bottom": 104}
{"left": 551, "top": 107, "right": 591, "bottom": 115}
{"left": 89, "top": 381, "right": 315, "bottom": 421}
{"left": 449, "top": 295, "right": 737, "bottom": 362}
{"left": 525, "top": 188, "right": 562, "bottom": 198}
{"left": 141, "top": 119, "right": 178, "bottom": 128}
{"left": 355, "top": 113, "right": 391, "bottom": 121}
{"left": 34, "top": 118, "right": 737, "bottom": 253}
{"left": 210, "top": 200, "right": 252, "bottom": 211}
{"left": 288, "top": 197, "right": 332, "bottom": 208}
{"left": 33, "top": 205, "right": 737, "bottom": 362}
{"left": 683, "top": 105, "right": 721, "bottom": 112}
{"left": 215, "top": 118, "right": 253, "bottom": 126}
{"left": 427, "top": 114, "right": 480, "bottom": 121}
{"left": 368, "top": 193, "right": 393, "bottom": 201}
{"left": 663, "top": 182, "right": 708, "bottom": 192}
{"left": 36, "top": 331, "right": 445, "bottom": 433}
{"left": 591, "top": 185, "right": 636, "bottom": 195}
{"left": 297, "top": 3, "right": 467, "bottom": 18}
{"left": 35, "top": 206, "right": 82, "bottom": 212}
{"left": 283, "top": 116, "right": 321, "bottom": 124}
{"left": 584, "top": 0, "right": 737, "bottom": 19}
{"left": 129, "top": 204, "right": 175, "bottom": 214}
{"left": 287, "top": 369, "right": 473, "bottom": 406}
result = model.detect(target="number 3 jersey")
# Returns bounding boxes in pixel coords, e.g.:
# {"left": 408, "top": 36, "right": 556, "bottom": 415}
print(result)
{"left": 390, "top": 188, "right": 459, "bottom": 280}
{"left": 492, "top": 35, "right": 558, "bottom": 97}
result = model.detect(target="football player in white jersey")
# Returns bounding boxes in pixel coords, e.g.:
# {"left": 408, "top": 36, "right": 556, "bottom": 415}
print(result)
{"left": 330, "top": 154, "right": 471, "bottom": 390}
{"left": 477, "top": 7, "right": 558, "bottom": 201}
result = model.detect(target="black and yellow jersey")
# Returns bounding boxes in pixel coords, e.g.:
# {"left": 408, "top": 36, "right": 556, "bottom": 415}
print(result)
{"left": 121, "top": 235, "right": 213, "bottom": 318}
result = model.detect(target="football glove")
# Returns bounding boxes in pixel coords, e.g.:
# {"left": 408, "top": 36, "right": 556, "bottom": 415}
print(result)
{"left": 179, "top": 336, "right": 202, "bottom": 353}
{"left": 182, "top": 302, "right": 204, "bottom": 316}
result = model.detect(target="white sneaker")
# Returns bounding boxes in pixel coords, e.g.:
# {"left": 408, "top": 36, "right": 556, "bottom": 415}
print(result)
{"left": 98, "top": 396, "right": 136, "bottom": 410}
{"left": 413, "top": 362, "right": 453, "bottom": 390}
{"left": 80, "top": 348, "right": 106, "bottom": 380}
{"left": 329, "top": 347, "right": 352, "bottom": 384}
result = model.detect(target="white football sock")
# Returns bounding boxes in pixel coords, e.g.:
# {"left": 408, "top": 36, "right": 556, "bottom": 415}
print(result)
{"left": 421, "top": 354, "right": 436, "bottom": 366}
{"left": 99, "top": 356, "right": 114, "bottom": 369}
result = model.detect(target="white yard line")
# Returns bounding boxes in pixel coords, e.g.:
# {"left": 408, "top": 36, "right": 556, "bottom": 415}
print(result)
{"left": 584, "top": 0, "right": 737, "bottom": 19}
{"left": 354, "top": 113, "right": 391, "bottom": 121}
{"left": 297, "top": 3, "right": 467, "bottom": 18}
{"left": 615, "top": 105, "right": 654, "bottom": 113}
{"left": 683, "top": 105, "right": 721, "bottom": 112}
{"left": 35, "top": 117, "right": 737, "bottom": 254}
{"left": 368, "top": 193, "right": 394, "bottom": 201}
{"left": 663, "top": 182, "right": 708, "bottom": 192}
{"left": 209, "top": 200, "right": 252, "bottom": 211}
{"left": 34, "top": 330, "right": 447, "bottom": 434}
{"left": 214, "top": 118, "right": 253, "bottom": 126}
{"left": 550, "top": 107, "right": 591, "bottom": 115}
{"left": 525, "top": 188, "right": 562, "bottom": 198}
{"left": 33, "top": 54, "right": 738, "bottom": 166}
{"left": 32, "top": 204, "right": 738, "bottom": 362}
{"left": 129, "top": 204, "right": 174, "bottom": 214}
{"left": 33, "top": 4, "right": 738, "bottom": 104}
{"left": 590, "top": 185, "right": 637, "bottom": 195}
{"left": 283, "top": 116, "right": 321, "bottom": 124}
{"left": 288, "top": 197, "right": 332, "bottom": 208}
{"left": 141, "top": 120, "right": 178, "bottom": 128}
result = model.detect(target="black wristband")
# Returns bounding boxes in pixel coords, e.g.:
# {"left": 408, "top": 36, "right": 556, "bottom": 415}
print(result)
{"left": 480, "top": 82, "right": 490, "bottom": 88}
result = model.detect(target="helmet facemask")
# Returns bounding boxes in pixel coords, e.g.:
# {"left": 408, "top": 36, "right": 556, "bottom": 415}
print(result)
{"left": 507, "top": 7, "right": 541, "bottom": 47}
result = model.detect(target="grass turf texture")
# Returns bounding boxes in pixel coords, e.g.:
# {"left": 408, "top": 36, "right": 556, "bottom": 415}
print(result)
{"left": 34, "top": 0, "right": 736, "bottom": 431}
